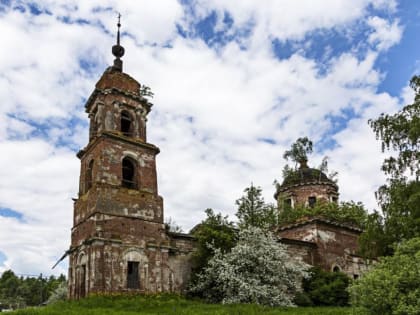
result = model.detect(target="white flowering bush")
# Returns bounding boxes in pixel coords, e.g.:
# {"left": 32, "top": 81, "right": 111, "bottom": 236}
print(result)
{"left": 189, "top": 226, "right": 310, "bottom": 306}
{"left": 46, "top": 282, "right": 67, "bottom": 304}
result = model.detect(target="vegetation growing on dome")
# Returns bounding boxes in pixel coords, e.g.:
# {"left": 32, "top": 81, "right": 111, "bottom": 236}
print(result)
{"left": 283, "top": 137, "right": 313, "bottom": 166}
{"left": 279, "top": 138, "right": 338, "bottom": 189}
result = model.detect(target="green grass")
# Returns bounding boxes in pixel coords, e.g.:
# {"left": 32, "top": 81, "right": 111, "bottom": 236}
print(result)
{"left": 10, "top": 294, "right": 366, "bottom": 315}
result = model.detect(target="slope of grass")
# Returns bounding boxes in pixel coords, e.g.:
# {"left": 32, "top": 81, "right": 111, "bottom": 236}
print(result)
{"left": 10, "top": 294, "right": 365, "bottom": 315}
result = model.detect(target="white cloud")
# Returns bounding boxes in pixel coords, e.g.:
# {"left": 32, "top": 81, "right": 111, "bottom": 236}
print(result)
{"left": 367, "top": 16, "right": 403, "bottom": 51}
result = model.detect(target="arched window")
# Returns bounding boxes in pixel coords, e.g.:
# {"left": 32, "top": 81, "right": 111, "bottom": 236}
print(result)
{"left": 121, "top": 110, "right": 133, "bottom": 137}
{"left": 85, "top": 159, "right": 94, "bottom": 192}
{"left": 122, "top": 157, "right": 137, "bottom": 189}
{"left": 333, "top": 266, "right": 341, "bottom": 273}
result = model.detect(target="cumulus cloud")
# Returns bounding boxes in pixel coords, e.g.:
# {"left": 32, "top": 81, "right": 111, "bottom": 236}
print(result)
{"left": 367, "top": 16, "right": 403, "bottom": 51}
{"left": 0, "top": 0, "right": 411, "bottom": 276}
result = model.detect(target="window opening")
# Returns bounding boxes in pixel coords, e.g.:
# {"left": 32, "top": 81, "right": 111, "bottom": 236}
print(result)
{"left": 284, "top": 198, "right": 292, "bottom": 208}
{"left": 127, "top": 261, "right": 140, "bottom": 289}
{"left": 85, "top": 160, "right": 94, "bottom": 192}
{"left": 308, "top": 196, "right": 316, "bottom": 208}
{"left": 121, "top": 111, "right": 132, "bottom": 137}
{"left": 122, "top": 157, "right": 137, "bottom": 189}
{"left": 333, "top": 266, "right": 340, "bottom": 273}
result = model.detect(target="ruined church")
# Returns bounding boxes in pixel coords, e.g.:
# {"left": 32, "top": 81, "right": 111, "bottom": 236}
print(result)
{"left": 68, "top": 23, "right": 370, "bottom": 299}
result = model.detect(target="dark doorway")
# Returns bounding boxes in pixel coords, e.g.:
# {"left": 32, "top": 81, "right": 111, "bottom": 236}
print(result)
{"left": 80, "top": 264, "right": 86, "bottom": 298}
{"left": 127, "top": 261, "right": 140, "bottom": 289}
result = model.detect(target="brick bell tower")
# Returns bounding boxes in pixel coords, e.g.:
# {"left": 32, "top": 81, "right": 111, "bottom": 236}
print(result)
{"left": 68, "top": 19, "right": 175, "bottom": 298}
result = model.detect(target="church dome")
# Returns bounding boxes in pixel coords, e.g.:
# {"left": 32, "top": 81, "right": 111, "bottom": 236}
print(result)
{"left": 281, "top": 167, "right": 335, "bottom": 188}
{"left": 274, "top": 159, "right": 338, "bottom": 200}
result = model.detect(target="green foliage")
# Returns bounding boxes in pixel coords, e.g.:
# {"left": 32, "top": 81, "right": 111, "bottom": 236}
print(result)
{"left": 360, "top": 180, "right": 420, "bottom": 257}
{"left": 0, "top": 270, "right": 66, "bottom": 309}
{"left": 378, "top": 180, "right": 420, "bottom": 246}
{"left": 278, "top": 201, "right": 368, "bottom": 229}
{"left": 235, "top": 184, "right": 278, "bottom": 229}
{"left": 190, "top": 209, "right": 237, "bottom": 277}
{"left": 190, "top": 226, "right": 310, "bottom": 306}
{"left": 283, "top": 137, "right": 313, "bottom": 164}
{"left": 164, "top": 217, "right": 184, "bottom": 233}
{"left": 298, "top": 268, "right": 350, "bottom": 307}
{"left": 9, "top": 294, "right": 361, "bottom": 315}
{"left": 368, "top": 75, "right": 420, "bottom": 179}
{"left": 350, "top": 237, "right": 420, "bottom": 315}
{"left": 361, "top": 75, "right": 420, "bottom": 256}
{"left": 280, "top": 139, "right": 338, "bottom": 184}
{"left": 358, "top": 210, "right": 391, "bottom": 258}
{"left": 318, "top": 157, "right": 338, "bottom": 183}
{"left": 46, "top": 282, "right": 67, "bottom": 305}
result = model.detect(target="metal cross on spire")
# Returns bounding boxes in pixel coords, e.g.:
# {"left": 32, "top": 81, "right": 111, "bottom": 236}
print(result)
{"left": 112, "top": 12, "right": 125, "bottom": 72}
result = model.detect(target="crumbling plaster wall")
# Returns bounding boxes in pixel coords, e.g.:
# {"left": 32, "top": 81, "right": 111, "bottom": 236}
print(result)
{"left": 277, "top": 220, "right": 369, "bottom": 277}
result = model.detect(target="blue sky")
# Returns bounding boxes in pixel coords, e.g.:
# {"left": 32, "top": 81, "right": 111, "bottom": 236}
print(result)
{"left": 0, "top": 0, "right": 418, "bottom": 276}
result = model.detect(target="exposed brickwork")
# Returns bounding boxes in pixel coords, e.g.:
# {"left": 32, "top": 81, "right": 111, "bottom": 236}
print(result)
{"left": 69, "top": 67, "right": 194, "bottom": 299}
{"left": 68, "top": 63, "right": 372, "bottom": 299}
{"left": 275, "top": 164, "right": 373, "bottom": 277}
{"left": 277, "top": 183, "right": 338, "bottom": 208}
{"left": 95, "top": 69, "right": 140, "bottom": 94}
{"left": 278, "top": 218, "right": 373, "bottom": 277}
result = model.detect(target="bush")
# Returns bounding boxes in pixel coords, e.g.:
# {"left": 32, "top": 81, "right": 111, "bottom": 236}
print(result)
{"left": 278, "top": 201, "right": 368, "bottom": 229}
{"left": 189, "top": 226, "right": 310, "bottom": 306}
{"left": 298, "top": 267, "right": 350, "bottom": 306}
{"left": 46, "top": 282, "right": 67, "bottom": 304}
{"left": 350, "top": 237, "right": 420, "bottom": 315}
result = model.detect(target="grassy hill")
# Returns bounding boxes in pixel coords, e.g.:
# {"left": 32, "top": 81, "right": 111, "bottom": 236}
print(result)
{"left": 9, "top": 294, "right": 364, "bottom": 315}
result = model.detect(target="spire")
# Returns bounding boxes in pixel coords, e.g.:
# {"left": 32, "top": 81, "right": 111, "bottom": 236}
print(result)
{"left": 112, "top": 13, "right": 125, "bottom": 72}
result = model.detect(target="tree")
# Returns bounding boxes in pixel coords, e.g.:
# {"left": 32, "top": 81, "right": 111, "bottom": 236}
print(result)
{"left": 283, "top": 137, "right": 313, "bottom": 165}
{"left": 0, "top": 271, "right": 66, "bottom": 309}
{"left": 297, "top": 267, "right": 350, "bottom": 306}
{"left": 189, "top": 226, "right": 309, "bottom": 306}
{"left": 362, "top": 75, "right": 420, "bottom": 255}
{"left": 281, "top": 138, "right": 338, "bottom": 182}
{"left": 350, "top": 237, "right": 420, "bottom": 315}
{"left": 358, "top": 210, "right": 390, "bottom": 258}
{"left": 235, "top": 184, "right": 278, "bottom": 229}
{"left": 190, "top": 209, "right": 237, "bottom": 278}
{"left": 369, "top": 75, "right": 420, "bottom": 179}
{"left": 164, "top": 217, "right": 183, "bottom": 233}
{"left": 46, "top": 282, "right": 67, "bottom": 304}
{"left": 0, "top": 270, "right": 20, "bottom": 308}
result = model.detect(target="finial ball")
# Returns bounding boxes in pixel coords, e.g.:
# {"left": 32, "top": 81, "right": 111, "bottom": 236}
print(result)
{"left": 112, "top": 44, "right": 125, "bottom": 58}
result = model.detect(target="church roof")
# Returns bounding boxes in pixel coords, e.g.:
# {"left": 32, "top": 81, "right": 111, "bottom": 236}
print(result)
{"left": 275, "top": 159, "right": 338, "bottom": 197}
{"left": 276, "top": 216, "right": 363, "bottom": 233}
{"left": 281, "top": 167, "right": 335, "bottom": 188}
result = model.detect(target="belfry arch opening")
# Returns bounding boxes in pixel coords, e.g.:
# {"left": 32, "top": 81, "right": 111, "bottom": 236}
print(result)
{"left": 121, "top": 110, "right": 133, "bottom": 137}
{"left": 122, "top": 157, "right": 137, "bottom": 189}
